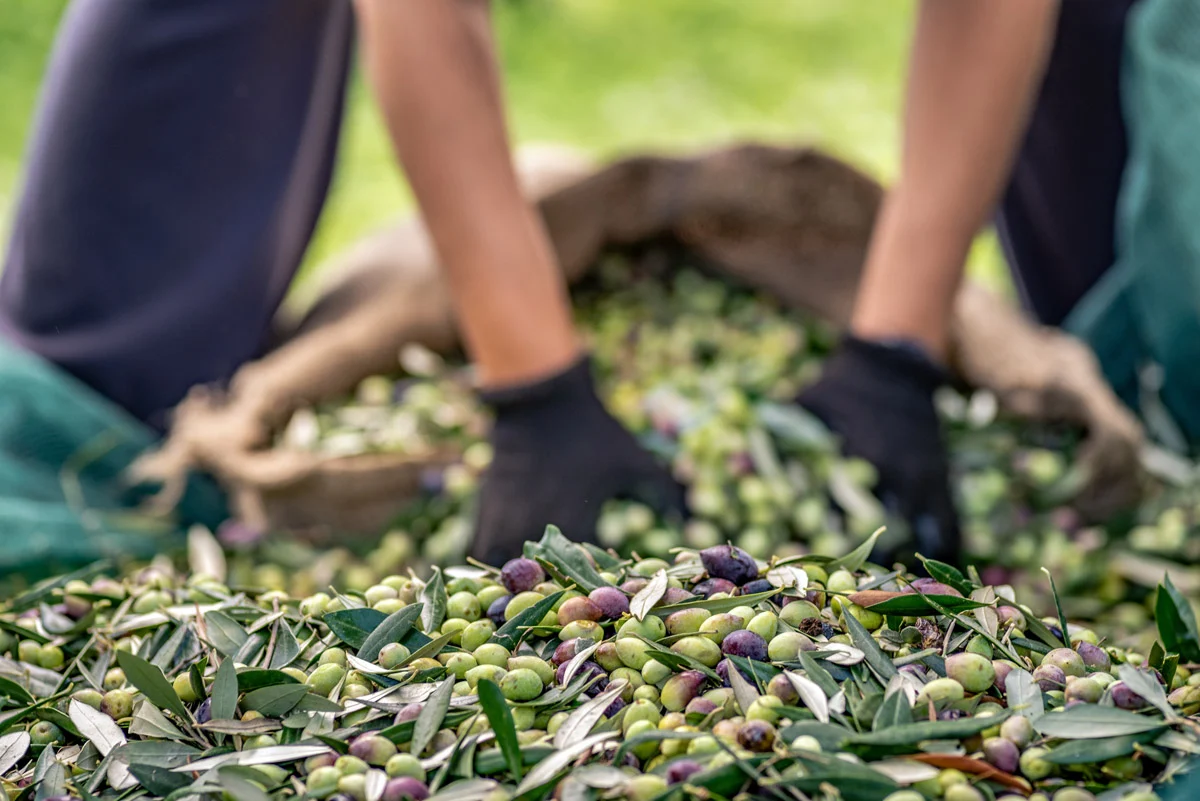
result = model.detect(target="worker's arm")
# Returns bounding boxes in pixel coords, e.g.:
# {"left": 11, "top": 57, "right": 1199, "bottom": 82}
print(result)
{"left": 353, "top": 0, "right": 576, "bottom": 388}
{"left": 799, "top": 1, "right": 1059, "bottom": 566}
{"left": 353, "top": 0, "right": 683, "bottom": 562}
{"left": 852, "top": 0, "right": 1060, "bottom": 359}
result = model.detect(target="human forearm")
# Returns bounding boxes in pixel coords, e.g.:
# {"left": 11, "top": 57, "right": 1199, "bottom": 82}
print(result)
{"left": 852, "top": 0, "right": 1059, "bottom": 359}
{"left": 354, "top": 0, "right": 579, "bottom": 387}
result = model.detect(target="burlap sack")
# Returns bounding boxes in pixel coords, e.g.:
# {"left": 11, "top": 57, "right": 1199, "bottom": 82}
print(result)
{"left": 131, "top": 143, "right": 1145, "bottom": 541}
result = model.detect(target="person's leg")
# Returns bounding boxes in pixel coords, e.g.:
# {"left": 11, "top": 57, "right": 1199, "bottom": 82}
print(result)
{"left": 0, "top": 0, "right": 355, "bottom": 429}
{"left": 997, "top": 0, "right": 1141, "bottom": 327}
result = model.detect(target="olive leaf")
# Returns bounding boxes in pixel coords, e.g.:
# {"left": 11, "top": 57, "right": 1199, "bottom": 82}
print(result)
{"left": 727, "top": 658, "right": 762, "bottom": 715}
{"left": 1005, "top": 668, "right": 1044, "bottom": 720}
{"left": 115, "top": 651, "right": 191, "bottom": 723}
{"left": 489, "top": 591, "right": 564, "bottom": 652}
{"left": 236, "top": 669, "right": 299, "bottom": 692}
{"left": 1041, "top": 568, "right": 1072, "bottom": 653}
{"left": 187, "top": 525, "right": 227, "bottom": 583}
{"left": 553, "top": 680, "right": 626, "bottom": 750}
{"left": 514, "top": 731, "right": 619, "bottom": 795}
{"left": 649, "top": 589, "right": 776, "bottom": 619}
{"left": 842, "top": 605, "right": 897, "bottom": 681}
{"left": 784, "top": 671, "right": 829, "bottom": 724}
{"left": 129, "top": 705, "right": 184, "bottom": 743}
{"left": 170, "top": 744, "right": 331, "bottom": 772}
{"left": 359, "top": 604, "right": 424, "bottom": 663}
{"left": 476, "top": 679, "right": 522, "bottom": 780}
{"left": 218, "top": 766, "right": 272, "bottom": 801}
{"left": 916, "top": 558, "right": 976, "bottom": 597}
{"left": 241, "top": 684, "right": 309, "bottom": 718}
{"left": 1156, "top": 575, "right": 1200, "bottom": 663}
{"left": 843, "top": 712, "right": 1012, "bottom": 753}
{"left": 69, "top": 700, "right": 126, "bottom": 757}
{"left": 779, "top": 750, "right": 898, "bottom": 800}
{"left": 827, "top": 527, "right": 886, "bottom": 574}
{"left": 268, "top": 622, "right": 301, "bottom": 670}
{"left": 629, "top": 570, "right": 667, "bottom": 621}
{"left": 1045, "top": 730, "right": 1165, "bottom": 765}
{"left": 412, "top": 678, "right": 455, "bottom": 759}
{"left": 1032, "top": 705, "right": 1168, "bottom": 738}
{"left": 767, "top": 565, "right": 808, "bottom": 592}
{"left": 203, "top": 611, "right": 250, "bottom": 657}
{"left": 33, "top": 744, "right": 67, "bottom": 800}
{"left": 420, "top": 568, "right": 448, "bottom": 635}
{"left": 798, "top": 651, "right": 841, "bottom": 697}
{"left": 757, "top": 401, "right": 836, "bottom": 451}
{"left": 211, "top": 657, "right": 239, "bottom": 723}
{"left": 523, "top": 526, "right": 609, "bottom": 593}
{"left": 323, "top": 608, "right": 389, "bottom": 650}
{"left": 1117, "top": 665, "right": 1174, "bottom": 719}
{"left": 558, "top": 642, "right": 600, "bottom": 687}
{"left": 0, "top": 731, "right": 30, "bottom": 775}
{"left": 852, "top": 593, "right": 990, "bottom": 617}
{"left": 872, "top": 687, "right": 912, "bottom": 731}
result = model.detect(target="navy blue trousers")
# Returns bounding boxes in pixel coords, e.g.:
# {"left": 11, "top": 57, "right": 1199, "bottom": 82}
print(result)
{"left": 0, "top": 0, "right": 354, "bottom": 429}
{"left": 0, "top": 0, "right": 1135, "bottom": 429}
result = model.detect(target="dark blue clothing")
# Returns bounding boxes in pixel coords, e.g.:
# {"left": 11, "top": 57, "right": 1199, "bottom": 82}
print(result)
{"left": 0, "top": 0, "right": 354, "bottom": 430}
{"left": 998, "top": 0, "right": 1141, "bottom": 327}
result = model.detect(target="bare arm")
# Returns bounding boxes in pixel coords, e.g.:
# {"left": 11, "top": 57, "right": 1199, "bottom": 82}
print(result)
{"left": 851, "top": 0, "right": 1060, "bottom": 359}
{"left": 353, "top": 0, "right": 579, "bottom": 387}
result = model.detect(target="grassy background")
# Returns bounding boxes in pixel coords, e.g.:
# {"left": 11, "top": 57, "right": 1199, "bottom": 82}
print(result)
{"left": 0, "top": 0, "right": 1007, "bottom": 291}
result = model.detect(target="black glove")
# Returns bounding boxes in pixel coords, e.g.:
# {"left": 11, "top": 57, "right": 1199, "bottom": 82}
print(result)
{"left": 796, "top": 335, "right": 962, "bottom": 568}
{"left": 473, "top": 355, "right": 686, "bottom": 565}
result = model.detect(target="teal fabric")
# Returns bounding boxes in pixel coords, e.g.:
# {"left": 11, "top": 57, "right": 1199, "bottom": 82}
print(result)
{"left": 0, "top": 338, "right": 226, "bottom": 579}
{"left": 1065, "top": 0, "right": 1200, "bottom": 446}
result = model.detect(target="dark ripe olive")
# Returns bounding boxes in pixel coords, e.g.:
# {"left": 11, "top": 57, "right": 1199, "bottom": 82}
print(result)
{"left": 588, "top": 587, "right": 630, "bottom": 619}
{"left": 721, "top": 630, "right": 768, "bottom": 662}
{"left": 699, "top": 545, "right": 758, "bottom": 585}
{"left": 499, "top": 558, "right": 544, "bottom": 594}
{"left": 486, "top": 595, "right": 511, "bottom": 627}
{"left": 693, "top": 578, "right": 736, "bottom": 598}
{"left": 665, "top": 759, "right": 703, "bottom": 785}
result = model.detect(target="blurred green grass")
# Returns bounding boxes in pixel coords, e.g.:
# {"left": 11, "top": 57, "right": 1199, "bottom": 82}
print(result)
{"left": 0, "top": 0, "right": 1008, "bottom": 291}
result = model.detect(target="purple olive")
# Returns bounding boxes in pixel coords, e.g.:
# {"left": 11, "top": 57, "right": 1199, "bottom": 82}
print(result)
{"left": 938, "top": 709, "right": 968, "bottom": 721}
{"left": 552, "top": 639, "right": 582, "bottom": 666}
{"left": 1031, "top": 664, "right": 1066, "bottom": 692}
{"left": 486, "top": 595, "right": 511, "bottom": 627}
{"left": 740, "top": 579, "right": 774, "bottom": 596}
{"left": 693, "top": 578, "right": 737, "bottom": 598}
{"left": 195, "top": 698, "right": 212, "bottom": 724}
{"left": 500, "top": 558, "right": 544, "bottom": 594}
{"left": 1075, "top": 642, "right": 1111, "bottom": 672}
{"left": 982, "top": 737, "right": 1020, "bottom": 774}
{"left": 603, "top": 696, "right": 625, "bottom": 717}
{"left": 685, "top": 698, "right": 718, "bottom": 717}
{"left": 721, "top": 630, "right": 769, "bottom": 662}
{"left": 382, "top": 777, "right": 430, "bottom": 801}
{"left": 1110, "top": 681, "right": 1148, "bottom": 710}
{"left": 557, "top": 597, "right": 603, "bottom": 626}
{"left": 396, "top": 703, "right": 422, "bottom": 723}
{"left": 665, "top": 759, "right": 704, "bottom": 785}
{"left": 588, "top": 587, "right": 630, "bottom": 619}
{"left": 699, "top": 545, "right": 759, "bottom": 586}
{"left": 992, "top": 660, "right": 1017, "bottom": 691}
{"left": 903, "top": 578, "right": 963, "bottom": 598}
{"left": 663, "top": 587, "right": 695, "bottom": 605}
{"left": 621, "top": 578, "right": 649, "bottom": 595}
{"left": 716, "top": 659, "right": 753, "bottom": 687}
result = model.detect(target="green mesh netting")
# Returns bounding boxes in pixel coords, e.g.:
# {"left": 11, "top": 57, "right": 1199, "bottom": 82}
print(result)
{"left": 0, "top": 338, "right": 226, "bottom": 581}
{"left": 1066, "top": 0, "right": 1200, "bottom": 449}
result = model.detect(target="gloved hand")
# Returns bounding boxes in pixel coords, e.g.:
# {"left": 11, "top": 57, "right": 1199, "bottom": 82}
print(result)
{"left": 473, "top": 355, "right": 686, "bottom": 565}
{"left": 796, "top": 335, "right": 962, "bottom": 567}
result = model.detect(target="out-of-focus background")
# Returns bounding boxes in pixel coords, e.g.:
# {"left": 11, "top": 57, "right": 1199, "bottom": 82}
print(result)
{"left": 0, "top": 0, "right": 1008, "bottom": 291}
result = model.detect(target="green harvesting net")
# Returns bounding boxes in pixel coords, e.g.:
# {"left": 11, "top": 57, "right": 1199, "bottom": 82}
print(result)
{"left": 0, "top": 338, "right": 225, "bottom": 579}
{"left": 1067, "top": 0, "right": 1200, "bottom": 449}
